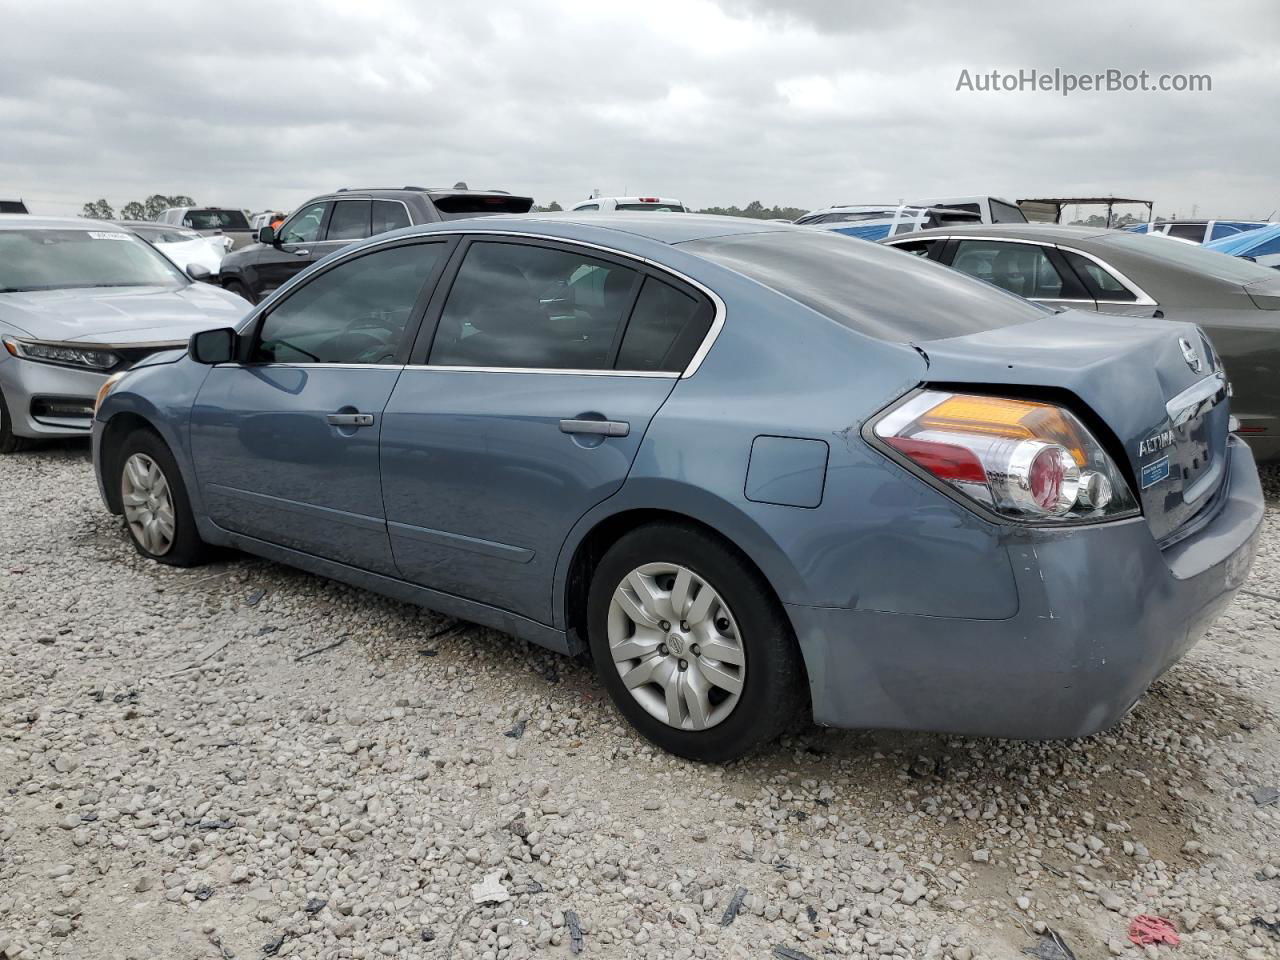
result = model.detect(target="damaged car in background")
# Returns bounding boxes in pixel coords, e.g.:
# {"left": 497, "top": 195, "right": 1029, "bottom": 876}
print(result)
{"left": 0, "top": 216, "right": 247, "bottom": 453}
{"left": 92, "top": 214, "right": 1262, "bottom": 761}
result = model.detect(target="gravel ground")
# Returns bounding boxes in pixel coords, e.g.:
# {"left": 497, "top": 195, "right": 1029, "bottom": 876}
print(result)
{"left": 2, "top": 442, "right": 1280, "bottom": 960}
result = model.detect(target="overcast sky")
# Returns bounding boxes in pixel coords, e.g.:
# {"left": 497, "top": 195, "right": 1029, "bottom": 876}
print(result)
{"left": 3, "top": 0, "right": 1278, "bottom": 220}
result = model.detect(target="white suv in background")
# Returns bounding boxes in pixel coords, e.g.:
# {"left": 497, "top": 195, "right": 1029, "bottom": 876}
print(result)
{"left": 571, "top": 196, "right": 689, "bottom": 213}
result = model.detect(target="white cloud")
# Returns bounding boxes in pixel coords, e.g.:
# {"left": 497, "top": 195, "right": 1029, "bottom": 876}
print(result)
{"left": 1, "top": 0, "right": 1277, "bottom": 219}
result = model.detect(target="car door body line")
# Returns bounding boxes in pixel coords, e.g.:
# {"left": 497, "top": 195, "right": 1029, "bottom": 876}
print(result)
{"left": 386, "top": 519, "right": 535, "bottom": 563}
{"left": 205, "top": 482, "right": 386, "bottom": 532}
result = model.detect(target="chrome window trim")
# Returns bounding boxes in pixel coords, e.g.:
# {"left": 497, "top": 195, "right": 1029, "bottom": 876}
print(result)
{"left": 885, "top": 234, "right": 1157, "bottom": 306}
{"left": 235, "top": 228, "right": 726, "bottom": 379}
{"left": 403, "top": 365, "right": 679, "bottom": 378}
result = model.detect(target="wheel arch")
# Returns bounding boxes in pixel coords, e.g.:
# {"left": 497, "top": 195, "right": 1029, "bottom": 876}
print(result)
{"left": 554, "top": 483, "right": 809, "bottom": 650}
{"left": 98, "top": 410, "right": 165, "bottom": 513}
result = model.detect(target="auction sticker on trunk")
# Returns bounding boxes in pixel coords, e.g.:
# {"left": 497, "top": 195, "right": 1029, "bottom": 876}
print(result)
{"left": 88, "top": 232, "right": 133, "bottom": 241}
{"left": 1141, "top": 456, "right": 1170, "bottom": 489}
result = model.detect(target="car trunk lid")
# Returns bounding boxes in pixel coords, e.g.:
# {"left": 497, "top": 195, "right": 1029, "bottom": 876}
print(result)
{"left": 916, "top": 311, "right": 1230, "bottom": 542}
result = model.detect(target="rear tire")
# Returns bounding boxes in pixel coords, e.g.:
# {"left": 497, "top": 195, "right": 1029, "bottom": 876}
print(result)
{"left": 115, "top": 428, "right": 212, "bottom": 567}
{"left": 0, "top": 388, "right": 33, "bottom": 454}
{"left": 223, "top": 279, "right": 256, "bottom": 305}
{"left": 586, "top": 522, "right": 806, "bottom": 762}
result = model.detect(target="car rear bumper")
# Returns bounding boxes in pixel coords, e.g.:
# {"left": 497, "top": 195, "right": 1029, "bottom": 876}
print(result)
{"left": 0, "top": 355, "right": 104, "bottom": 439}
{"left": 788, "top": 435, "right": 1263, "bottom": 739}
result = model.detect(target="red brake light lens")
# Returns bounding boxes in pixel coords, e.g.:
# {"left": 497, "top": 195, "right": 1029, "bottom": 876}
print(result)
{"left": 873, "top": 391, "right": 1137, "bottom": 523}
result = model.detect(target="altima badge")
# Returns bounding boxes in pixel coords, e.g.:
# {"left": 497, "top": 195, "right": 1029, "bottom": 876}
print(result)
{"left": 1179, "top": 337, "right": 1203, "bottom": 373}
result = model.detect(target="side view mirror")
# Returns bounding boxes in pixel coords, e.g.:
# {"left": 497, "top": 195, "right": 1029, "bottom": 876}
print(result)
{"left": 257, "top": 225, "right": 276, "bottom": 245}
{"left": 186, "top": 262, "right": 213, "bottom": 282}
{"left": 189, "top": 327, "right": 237, "bottom": 365}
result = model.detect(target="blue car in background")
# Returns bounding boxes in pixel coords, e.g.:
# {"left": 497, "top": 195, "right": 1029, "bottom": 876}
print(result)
{"left": 794, "top": 203, "right": 981, "bottom": 241}
{"left": 1125, "top": 219, "right": 1272, "bottom": 244}
{"left": 1205, "top": 223, "right": 1280, "bottom": 269}
{"left": 91, "top": 214, "right": 1262, "bottom": 761}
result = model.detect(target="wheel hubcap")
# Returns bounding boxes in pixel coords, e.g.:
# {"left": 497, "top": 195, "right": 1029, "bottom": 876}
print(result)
{"left": 121, "top": 453, "right": 175, "bottom": 556}
{"left": 607, "top": 562, "right": 746, "bottom": 731}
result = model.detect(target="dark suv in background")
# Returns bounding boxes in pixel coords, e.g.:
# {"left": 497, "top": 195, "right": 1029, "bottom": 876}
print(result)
{"left": 217, "top": 185, "right": 534, "bottom": 303}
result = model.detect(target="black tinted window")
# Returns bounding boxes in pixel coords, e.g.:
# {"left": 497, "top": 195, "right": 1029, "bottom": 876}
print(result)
{"left": 373, "top": 200, "right": 411, "bottom": 234}
{"left": 253, "top": 244, "right": 441, "bottom": 364}
{"left": 951, "top": 240, "right": 1065, "bottom": 299}
{"left": 683, "top": 230, "right": 1047, "bottom": 343}
{"left": 429, "top": 241, "right": 638, "bottom": 370}
{"left": 432, "top": 194, "right": 533, "bottom": 219}
{"left": 327, "top": 200, "right": 371, "bottom": 241}
{"left": 1061, "top": 251, "right": 1136, "bottom": 301}
{"left": 1167, "top": 223, "right": 1206, "bottom": 242}
{"left": 616, "top": 277, "right": 712, "bottom": 372}
{"left": 182, "top": 209, "right": 249, "bottom": 230}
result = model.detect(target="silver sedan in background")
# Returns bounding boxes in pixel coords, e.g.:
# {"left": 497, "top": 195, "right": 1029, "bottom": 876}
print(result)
{"left": 0, "top": 216, "right": 247, "bottom": 452}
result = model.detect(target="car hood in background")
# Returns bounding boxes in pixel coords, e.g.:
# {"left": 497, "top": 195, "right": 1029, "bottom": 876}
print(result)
{"left": 0, "top": 283, "right": 248, "bottom": 342}
{"left": 154, "top": 238, "right": 227, "bottom": 275}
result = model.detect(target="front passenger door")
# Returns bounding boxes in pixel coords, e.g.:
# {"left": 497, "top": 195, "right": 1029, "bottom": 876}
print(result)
{"left": 189, "top": 239, "right": 452, "bottom": 573}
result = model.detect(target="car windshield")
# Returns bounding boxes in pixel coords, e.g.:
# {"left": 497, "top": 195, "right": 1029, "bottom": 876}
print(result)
{"left": 0, "top": 228, "right": 187, "bottom": 292}
{"left": 682, "top": 229, "right": 1047, "bottom": 343}
{"left": 183, "top": 209, "right": 250, "bottom": 230}
{"left": 1098, "top": 232, "right": 1280, "bottom": 283}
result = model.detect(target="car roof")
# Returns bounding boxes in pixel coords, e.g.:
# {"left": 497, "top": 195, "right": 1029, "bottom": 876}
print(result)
{"left": 478, "top": 211, "right": 795, "bottom": 245}
{"left": 894, "top": 222, "right": 1116, "bottom": 242}
{"left": 1204, "top": 223, "right": 1280, "bottom": 254}
{"left": 0, "top": 214, "right": 115, "bottom": 231}
{"left": 576, "top": 197, "right": 685, "bottom": 204}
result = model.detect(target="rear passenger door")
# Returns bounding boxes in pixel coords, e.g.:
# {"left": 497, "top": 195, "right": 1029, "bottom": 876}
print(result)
{"left": 379, "top": 237, "right": 715, "bottom": 624}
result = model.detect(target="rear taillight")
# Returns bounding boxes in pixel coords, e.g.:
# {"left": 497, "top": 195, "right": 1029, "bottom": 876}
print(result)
{"left": 872, "top": 391, "right": 1137, "bottom": 523}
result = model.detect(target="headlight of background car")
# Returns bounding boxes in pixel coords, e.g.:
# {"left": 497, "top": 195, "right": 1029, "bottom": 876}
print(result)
{"left": 3, "top": 338, "right": 119, "bottom": 370}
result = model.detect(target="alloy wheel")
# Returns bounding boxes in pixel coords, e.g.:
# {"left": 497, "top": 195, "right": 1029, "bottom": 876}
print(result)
{"left": 121, "top": 452, "right": 176, "bottom": 556}
{"left": 607, "top": 562, "right": 746, "bottom": 731}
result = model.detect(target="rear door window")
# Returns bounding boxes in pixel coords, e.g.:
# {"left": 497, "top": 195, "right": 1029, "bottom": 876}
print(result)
{"left": 616, "top": 277, "right": 713, "bottom": 372}
{"left": 428, "top": 241, "right": 639, "bottom": 369}
{"left": 950, "top": 240, "right": 1066, "bottom": 299}
{"left": 327, "top": 200, "right": 372, "bottom": 242}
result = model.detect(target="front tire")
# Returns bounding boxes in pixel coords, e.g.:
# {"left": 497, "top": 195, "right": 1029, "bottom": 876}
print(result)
{"left": 116, "top": 429, "right": 212, "bottom": 566}
{"left": 586, "top": 522, "right": 807, "bottom": 762}
{"left": 223, "top": 279, "right": 256, "bottom": 305}
{"left": 0, "top": 387, "right": 33, "bottom": 454}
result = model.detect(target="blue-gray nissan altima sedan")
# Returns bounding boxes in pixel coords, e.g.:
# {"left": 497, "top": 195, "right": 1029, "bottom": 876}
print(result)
{"left": 91, "top": 213, "right": 1263, "bottom": 762}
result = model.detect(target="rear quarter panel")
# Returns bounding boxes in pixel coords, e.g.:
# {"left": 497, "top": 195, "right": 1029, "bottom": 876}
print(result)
{"left": 555, "top": 262, "right": 1023, "bottom": 622}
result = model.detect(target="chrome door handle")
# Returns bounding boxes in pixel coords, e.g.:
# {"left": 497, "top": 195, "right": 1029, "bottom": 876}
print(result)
{"left": 559, "top": 419, "right": 629, "bottom": 437}
{"left": 293, "top": 249, "right": 310, "bottom": 256}
{"left": 326, "top": 413, "right": 375, "bottom": 427}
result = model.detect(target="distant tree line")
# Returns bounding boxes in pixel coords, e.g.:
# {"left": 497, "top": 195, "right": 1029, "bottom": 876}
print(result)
{"left": 695, "top": 200, "right": 808, "bottom": 220}
{"left": 1070, "top": 212, "right": 1145, "bottom": 228}
{"left": 81, "top": 194, "right": 196, "bottom": 221}
{"left": 530, "top": 201, "right": 563, "bottom": 212}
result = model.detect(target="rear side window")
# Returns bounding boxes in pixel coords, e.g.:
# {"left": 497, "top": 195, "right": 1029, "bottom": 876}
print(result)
{"left": 574, "top": 203, "right": 600, "bottom": 211}
{"left": 429, "top": 241, "right": 639, "bottom": 369}
{"left": 617, "top": 277, "right": 713, "bottom": 372}
{"left": 1166, "top": 223, "right": 1206, "bottom": 242}
{"left": 327, "top": 200, "right": 372, "bottom": 242}
{"left": 682, "top": 230, "right": 1047, "bottom": 343}
{"left": 432, "top": 194, "right": 534, "bottom": 219}
{"left": 1061, "top": 251, "right": 1137, "bottom": 301}
{"left": 373, "top": 200, "right": 411, "bottom": 234}
{"left": 989, "top": 199, "right": 1028, "bottom": 223}
{"left": 253, "top": 243, "right": 442, "bottom": 364}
